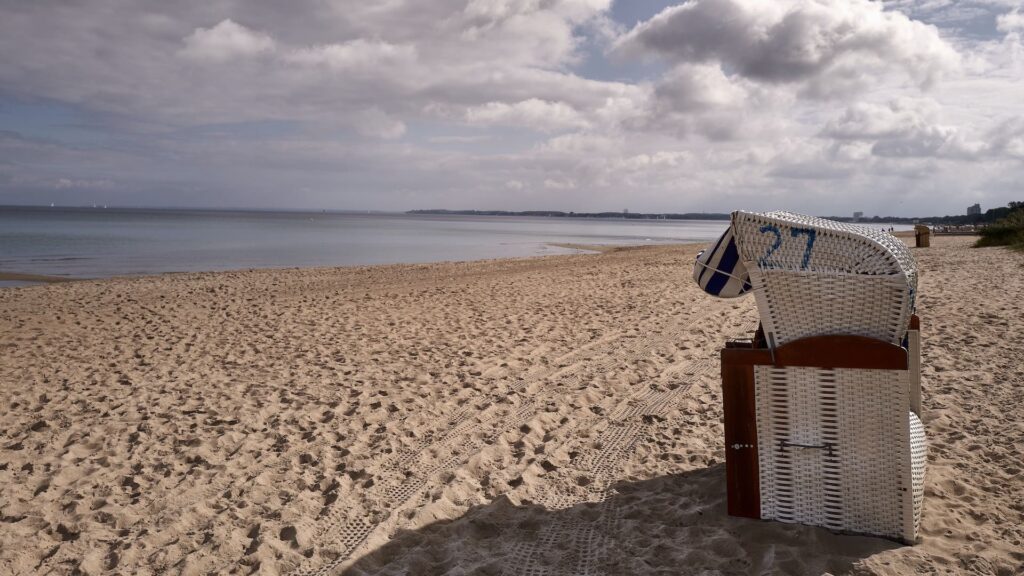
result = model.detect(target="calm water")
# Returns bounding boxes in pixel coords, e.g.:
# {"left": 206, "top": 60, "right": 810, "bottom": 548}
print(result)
{"left": 0, "top": 207, "right": 912, "bottom": 283}
{"left": 0, "top": 207, "right": 728, "bottom": 281}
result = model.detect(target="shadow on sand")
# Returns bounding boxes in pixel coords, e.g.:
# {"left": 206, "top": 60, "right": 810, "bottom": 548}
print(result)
{"left": 342, "top": 464, "right": 902, "bottom": 575}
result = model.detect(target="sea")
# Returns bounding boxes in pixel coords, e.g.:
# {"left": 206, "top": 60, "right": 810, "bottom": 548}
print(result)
{"left": 0, "top": 206, "right": 912, "bottom": 286}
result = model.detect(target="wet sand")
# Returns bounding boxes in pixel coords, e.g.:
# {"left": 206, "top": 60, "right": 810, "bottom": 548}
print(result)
{"left": 0, "top": 272, "right": 76, "bottom": 283}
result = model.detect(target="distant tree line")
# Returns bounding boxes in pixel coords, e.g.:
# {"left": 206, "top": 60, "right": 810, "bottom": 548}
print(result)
{"left": 826, "top": 201, "right": 1023, "bottom": 226}
{"left": 409, "top": 202, "right": 1024, "bottom": 226}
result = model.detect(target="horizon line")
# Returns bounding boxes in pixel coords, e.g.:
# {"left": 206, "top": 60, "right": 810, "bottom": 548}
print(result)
{"left": 0, "top": 203, "right": 985, "bottom": 221}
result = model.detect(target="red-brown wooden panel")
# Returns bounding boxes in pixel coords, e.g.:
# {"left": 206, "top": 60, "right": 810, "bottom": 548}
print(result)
{"left": 774, "top": 335, "right": 908, "bottom": 370}
{"left": 722, "top": 335, "right": 908, "bottom": 371}
{"left": 721, "top": 347, "right": 773, "bottom": 366}
{"left": 721, "top": 352, "right": 760, "bottom": 519}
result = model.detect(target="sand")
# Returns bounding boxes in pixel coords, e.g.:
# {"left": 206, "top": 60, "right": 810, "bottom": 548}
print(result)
{"left": 1, "top": 236, "right": 1022, "bottom": 575}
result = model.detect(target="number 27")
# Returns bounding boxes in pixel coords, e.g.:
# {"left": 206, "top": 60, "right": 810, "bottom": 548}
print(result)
{"left": 759, "top": 225, "right": 816, "bottom": 269}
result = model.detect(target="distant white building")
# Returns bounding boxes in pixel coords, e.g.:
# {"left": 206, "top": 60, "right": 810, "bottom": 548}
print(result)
{"left": 967, "top": 203, "right": 981, "bottom": 216}
{"left": 853, "top": 211, "right": 864, "bottom": 221}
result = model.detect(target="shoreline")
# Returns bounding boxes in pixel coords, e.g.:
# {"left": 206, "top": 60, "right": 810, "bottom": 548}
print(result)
{"left": 0, "top": 271, "right": 77, "bottom": 283}
{"left": 0, "top": 242, "right": 690, "bottom": 288}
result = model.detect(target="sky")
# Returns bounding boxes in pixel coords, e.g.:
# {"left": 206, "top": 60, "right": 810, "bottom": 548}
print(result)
{"left": 0, "top": 0, "right": 1022, "bottom": 217}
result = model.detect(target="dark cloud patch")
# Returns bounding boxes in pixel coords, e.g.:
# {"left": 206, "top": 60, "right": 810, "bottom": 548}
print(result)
{"left": 616, "top": 0, "right": 958, "bottom": 95}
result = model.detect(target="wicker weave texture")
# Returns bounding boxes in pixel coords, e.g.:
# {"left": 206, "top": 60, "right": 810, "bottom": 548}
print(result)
{"left": 908, "top": 412, "right": 927, "bottom": 537}
{"left": 732, "top": 211, "right": 918, "bottom": 347}
{"left": 748, "top": 268, "right": 914, "bottom": 347}
{"left": 754, "top": 366, "right": 925, "bottom": 542}
{"left": 732, "top": 211, "right": 917, "bottom": 279}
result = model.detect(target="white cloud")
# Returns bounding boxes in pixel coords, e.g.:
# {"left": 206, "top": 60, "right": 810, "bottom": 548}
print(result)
{"left": 465, "top": 99, "right": 591, "bottom": 132}
{"left": 181, "top": 19, "right": 275, "bottom": 61}
{"left": 821, "top": 99, "right": 1024, "bottom": 161}
{"left": 543, "top": 177, "right": 577, "bottom": 189}
{"left": 997, "top": 10, "right": 1024, "bottom": 33}
{"left": 285, "top": 39, "right": 416, "bottom": 71}
{"left": 537, "top": 132, "right": 620, "bottom": 155}
{"left": 823, "top": 99, "right": 941, "bottom": 140}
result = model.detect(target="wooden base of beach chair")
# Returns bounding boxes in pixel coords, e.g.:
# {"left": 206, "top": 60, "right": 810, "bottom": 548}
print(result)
{"left": 720, "top": 322, "right": 925, "bottom": 543}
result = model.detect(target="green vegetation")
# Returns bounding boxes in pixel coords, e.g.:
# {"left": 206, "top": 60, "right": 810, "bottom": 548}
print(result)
{"left": 975, "top": 202, "right": 1024, "bottom": 251}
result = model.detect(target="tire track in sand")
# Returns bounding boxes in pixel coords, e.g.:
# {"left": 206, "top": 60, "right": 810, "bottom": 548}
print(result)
{"left": 289, "top": 305, "right": 731, "bottom": 576}
{"left": 501, "top": 344, "right": 727, "bottom": 575}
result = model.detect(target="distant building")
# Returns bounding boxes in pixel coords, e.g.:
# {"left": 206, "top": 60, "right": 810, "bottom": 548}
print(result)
{"left": 853, "top": 211, "right": 864, "bottom": 221}
{"left": 967, "top": 203, "right": 981, "bottom": 216}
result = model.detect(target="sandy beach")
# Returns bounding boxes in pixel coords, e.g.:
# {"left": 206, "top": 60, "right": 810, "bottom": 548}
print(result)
{"left": 1, "top": 236, "right": 1021, "bottom": 575}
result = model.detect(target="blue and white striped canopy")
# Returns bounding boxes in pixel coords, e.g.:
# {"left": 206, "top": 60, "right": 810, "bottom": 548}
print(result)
{"left": 693, "top": 227, "right": 752, "bottom": 298}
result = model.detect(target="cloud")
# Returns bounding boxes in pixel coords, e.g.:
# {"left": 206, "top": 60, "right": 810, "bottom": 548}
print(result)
{"left": 543, "top": 177, "right": 577, "bottom": 189}
{"left": 0, "top": 0, "right": 1022, "bottom": 216}
{"left": 181, "top": 19, "right": 275, "bottom": 61}
{"left": 0, "top": 1, "right": 616, "bottom": 126}
{"left": 822, "top": 98, "right": 941, "bottom": 140}
{"left": 885, "top": 1, "right": 1022, "bottom": 29}
{"left": 870, "top": 125, "right": 987, "bottom": 160}
{"left": 997, "top": 10, "right": 1024, "bottom": 33}
{"left": 465, "top": 99, "right": 590, "bottom": 132}
{"left": 352, "top": 108, "right": 407, "bottom": 140}
{"left": 285, "top": 39, "right": 416, "bottom": 71}
{"left": 616, "top": 63, "right": 786, "bottom": 141}
{"left": 462, "top": 0, "right": 609, "bottom": 24}
{"left": 653, "top": 64, "right": 749, "bottom": 112}
{"left": 823, "top": 100, "right": 977, "bottom": 159}
{"left": 986, "top": 116, "right": 1024, "bottom": 158}
{"left": 54, "top": 177, "right": 115, "bottom": 190}
{"left": 820, "top": 99, "right": 1024, "bottom": 160}
{"left": 615, "top": 0, "right": 959, "bottom": 96}
{"left": 428, "top": 135, "right": 492, "bottom": 144}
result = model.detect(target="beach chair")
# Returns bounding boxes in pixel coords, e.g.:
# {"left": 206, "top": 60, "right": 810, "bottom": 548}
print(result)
{"left": 696, "top": 211, "right": 926, "bottom": 543}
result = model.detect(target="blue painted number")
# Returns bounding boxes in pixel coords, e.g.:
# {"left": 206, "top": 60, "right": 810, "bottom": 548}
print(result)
{"left": 790, "top": 227, "right": 816, "bottom": 269}
{"left": 758, "top": 225, "right": 782, "bottom": 266}
{"left": 759, "top": 225, "right": 816, "bottom": 268}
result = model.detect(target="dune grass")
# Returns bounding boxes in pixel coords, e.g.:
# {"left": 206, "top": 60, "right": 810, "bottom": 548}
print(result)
{"left": 975, "top": 205, "right": 1024, "bottom": 251}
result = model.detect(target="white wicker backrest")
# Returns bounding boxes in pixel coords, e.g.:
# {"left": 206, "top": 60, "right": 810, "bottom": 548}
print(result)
{"left": 731, "top": 211, "right": 918, "bottom": 347}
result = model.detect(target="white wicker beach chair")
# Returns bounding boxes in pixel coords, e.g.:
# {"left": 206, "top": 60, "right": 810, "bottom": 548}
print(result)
{"left": 730, "top": 210, "right": 918, "bottom": 349}
{"left": 707, "top": 211, "right": 926, "bottom": 544}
